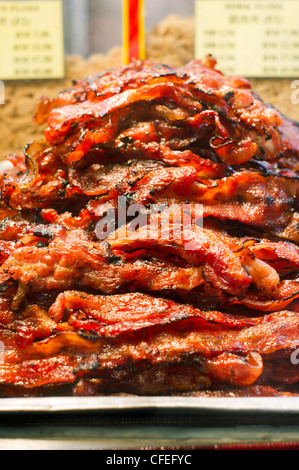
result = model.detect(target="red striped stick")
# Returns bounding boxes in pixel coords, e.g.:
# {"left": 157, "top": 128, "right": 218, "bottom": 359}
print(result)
{"left": 123, "top": 0, "right": 145, "bottom": 64}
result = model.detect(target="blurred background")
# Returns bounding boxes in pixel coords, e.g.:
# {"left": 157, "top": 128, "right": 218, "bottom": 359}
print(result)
{"left": 63, "top": 0, "right": 194, "bottom": 57}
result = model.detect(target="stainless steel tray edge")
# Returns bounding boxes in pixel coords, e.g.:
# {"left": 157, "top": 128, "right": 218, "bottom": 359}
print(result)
{"left": 0, "top": 396, "right": 299, "bottom": 413}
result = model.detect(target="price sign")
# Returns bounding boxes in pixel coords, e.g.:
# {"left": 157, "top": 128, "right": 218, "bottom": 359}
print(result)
{"left": 195, "top": 0, "right": 299, "bottom": 77}
{"left": 0, "top": 0, "right": 64, "bottom": 80}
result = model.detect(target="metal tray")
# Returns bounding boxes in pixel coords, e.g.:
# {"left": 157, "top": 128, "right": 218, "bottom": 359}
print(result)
{"left": 0, "top": 395, "right": 298, "bottom": 414}
{"left": 0, "top": 396, "right": 298, "bottom": 449}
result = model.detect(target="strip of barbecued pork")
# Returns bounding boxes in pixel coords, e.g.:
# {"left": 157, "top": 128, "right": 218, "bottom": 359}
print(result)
{"left": 0, "top": 290, "right": 298, "bottom": 393}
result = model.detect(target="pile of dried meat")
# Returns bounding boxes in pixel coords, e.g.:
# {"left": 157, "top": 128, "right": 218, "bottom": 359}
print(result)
{"left": 0, "top": 56, "right": 299, "bottom": 397}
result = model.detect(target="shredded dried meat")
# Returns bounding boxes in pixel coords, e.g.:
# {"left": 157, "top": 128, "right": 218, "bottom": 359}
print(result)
{"left": 0, "top": 57, "right": 299, "bottom": 397}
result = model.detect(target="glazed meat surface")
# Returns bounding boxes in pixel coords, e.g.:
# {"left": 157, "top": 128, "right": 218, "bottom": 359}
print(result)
{"left": 0, "top": 57, "right": 299, "bottom": 397}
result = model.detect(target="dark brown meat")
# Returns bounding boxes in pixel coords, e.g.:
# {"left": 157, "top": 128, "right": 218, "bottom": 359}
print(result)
{"left": 0, "top": 57, "right": 299, "bottom": 397}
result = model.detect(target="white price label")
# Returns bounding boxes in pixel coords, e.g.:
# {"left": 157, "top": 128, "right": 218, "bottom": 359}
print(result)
{"left": 195, "top": 0, "right": 299, "bottom": 77}
{"left": 0, "top": 1, "right": 64, "bottom": 80}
